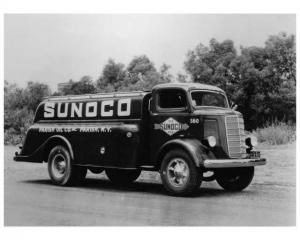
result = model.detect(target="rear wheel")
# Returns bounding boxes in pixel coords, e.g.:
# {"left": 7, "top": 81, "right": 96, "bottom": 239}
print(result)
{"left": 160, "top": 149, "right": 201, "bottom": 196}
{"left": 105, "top": 169, "right": 141, "bottom": 185}
{"left": 47, "top": 145, "right": 87, "bottom": 185}
{"left": 215, "top": 167, "right": 254, "bottom": 191}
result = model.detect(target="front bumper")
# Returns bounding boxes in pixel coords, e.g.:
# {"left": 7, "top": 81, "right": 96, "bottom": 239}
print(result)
{"left": 203, "top": 158, "right": 266, "bottom": 168}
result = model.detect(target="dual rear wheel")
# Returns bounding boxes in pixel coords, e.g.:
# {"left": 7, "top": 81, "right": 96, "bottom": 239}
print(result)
{"left": 47, "top": 145, "right": 141, "bottom": 186}
{"left": 48, "top": 145, "right": 87, "bottom": 186}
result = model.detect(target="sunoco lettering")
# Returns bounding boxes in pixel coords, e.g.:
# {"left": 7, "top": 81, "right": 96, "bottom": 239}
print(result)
{"left": 162, "top": 124, "right": 180, "bottom": 130}
{"left": 44, "top": 99, "right": 131, "bottom": 118}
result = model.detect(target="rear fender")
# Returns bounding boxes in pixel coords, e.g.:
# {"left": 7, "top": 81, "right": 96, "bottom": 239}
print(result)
{"left": 26, "top": 135, "right": 74, "bottom": 163}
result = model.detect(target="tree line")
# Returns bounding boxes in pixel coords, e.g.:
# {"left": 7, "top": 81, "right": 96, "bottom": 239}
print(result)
{"left": 4, "top": 32, "right": 296, "bottom": 144}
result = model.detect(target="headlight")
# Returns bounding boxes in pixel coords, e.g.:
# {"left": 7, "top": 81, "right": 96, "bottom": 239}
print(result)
{"left": 250, "top": 135, "right": 258, "bottom": 147}
{"left": 245, "top": 135, "right": 258, "bottom": 147}
{"left": 207, "top": 136, "right": 217, "bottom": 147}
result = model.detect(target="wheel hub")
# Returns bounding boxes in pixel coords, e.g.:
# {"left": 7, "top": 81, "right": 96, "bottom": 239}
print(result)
{"left": 52, "top": 154, "right": 66, "bottom": 178}
{"left": 167, "top": 158, "right": 189, "bottom": 187}
{"left": 173, "top": 164, "right": 185, "bottom": 178}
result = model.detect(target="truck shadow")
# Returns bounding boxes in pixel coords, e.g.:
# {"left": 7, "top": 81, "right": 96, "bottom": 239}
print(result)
{"left": 21, "top": 177, "right": 248, "bottom": 198}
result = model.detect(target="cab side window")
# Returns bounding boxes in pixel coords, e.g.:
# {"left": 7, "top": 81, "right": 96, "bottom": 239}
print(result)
{"left": 157, "top": 89, "right": 187, "bottom": 110}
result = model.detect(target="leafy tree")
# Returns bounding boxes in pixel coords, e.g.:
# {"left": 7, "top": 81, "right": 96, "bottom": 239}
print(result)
{"left": 184, "top": 33, "right": 295, "bottom": 130}
{"left": 4, "top": 81, "right": 50, "bottom": 144}
{"left": 127, "top": 55, "right": 156, "bottom": 75}
{"left": 4, "top": 81, "right": 50, "bottom": 115}
{"left": 263, "top": 33, "right": 296, "bottom": 123}
{"left": 265, "top": 32, "right": 296, "bottom": 83}
{"left": 95, "top": 56, "right": 173, "bottom": 92}
{"left": 229, "top": 34, "right": 295, "bottom": 129}
{"left": 176, "top": 73, "right": 188, "bottom": 83}
{"left": 62, "top": 76, "right": 96, "bottom": 95}
{"left": 229, "top": 49, "right": 267, "bottom": 129}
{"left": 122, "top": 55, "right": 171, "bottom": 91}
{"left": 159, "top": 63, "right": 173, "bottom": 82}
{"left": 24, "top": 81, "right": 51, "bottom": 111}
{"left": 96, "top": 59, "right": 126, "bottom": 92}
{"left": 4, "top": 80, "right": 26, "bottom": 111}
{"left": 184, "top": 39, "right": 237, "bottom": 91}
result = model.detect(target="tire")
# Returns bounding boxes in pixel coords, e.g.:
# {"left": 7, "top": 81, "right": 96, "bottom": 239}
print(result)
{"left": 160, "top": 149, "right": 201, "bottom": 196}
{"left": 105, "top": 169, "right": 141, "bottom": 185}
{"left": 47, "top": 145, "right": 87, "bottom": 186}
{"left": 215, "top": 167, "right": 254, "bottom": 191}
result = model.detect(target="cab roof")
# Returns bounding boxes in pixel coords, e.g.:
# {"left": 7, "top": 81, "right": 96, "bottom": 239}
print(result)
{"left": 152, "top": 82, "right": 225, "bottom": 93}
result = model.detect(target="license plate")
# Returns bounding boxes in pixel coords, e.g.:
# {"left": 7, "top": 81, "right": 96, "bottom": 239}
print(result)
{"left": 249, "top": 151, "right": 260, "bottom": 158}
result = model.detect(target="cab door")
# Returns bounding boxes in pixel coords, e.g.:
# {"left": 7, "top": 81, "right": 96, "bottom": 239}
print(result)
{"left": 149, "top": 88, "right": 191, "bottom": 165}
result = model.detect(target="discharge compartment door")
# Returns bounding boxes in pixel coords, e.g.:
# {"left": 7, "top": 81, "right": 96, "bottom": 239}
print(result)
{"left": 85, "top": 97, "right": 143, "bottom": 168}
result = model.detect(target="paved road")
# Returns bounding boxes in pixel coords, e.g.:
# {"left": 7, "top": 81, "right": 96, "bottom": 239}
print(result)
{"left": 4, "top": 144, "right": 296, "bottom": 226}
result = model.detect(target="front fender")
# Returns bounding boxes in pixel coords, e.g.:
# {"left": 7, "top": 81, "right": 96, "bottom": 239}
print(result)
{"left": 157, "top": 138, "right": 209, "bottom": 168}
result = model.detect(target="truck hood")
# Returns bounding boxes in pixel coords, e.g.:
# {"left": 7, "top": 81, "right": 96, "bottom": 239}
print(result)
{"left": 192, "top": 108, "right": 242, "bottom": 116}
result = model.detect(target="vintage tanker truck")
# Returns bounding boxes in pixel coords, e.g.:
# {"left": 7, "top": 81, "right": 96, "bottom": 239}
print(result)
{"left": 14, "top": 83, "right": 266, "bottom": 196}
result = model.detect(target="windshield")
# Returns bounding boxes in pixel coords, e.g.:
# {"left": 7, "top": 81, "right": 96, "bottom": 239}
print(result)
{"left": 190, "top": 91, "right": 229, "bottom": 108}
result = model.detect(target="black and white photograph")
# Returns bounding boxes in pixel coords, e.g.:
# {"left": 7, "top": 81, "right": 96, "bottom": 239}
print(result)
{"left": 2, "top": 11, "right": 297, "bottom": 227}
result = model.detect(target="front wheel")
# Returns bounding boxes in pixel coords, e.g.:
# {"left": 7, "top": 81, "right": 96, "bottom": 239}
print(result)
{"left": 160, "top": 149, "right": 201, "bottom": 196}
{"left": 215, "top": 167, "right": 254, "bottom": 191}
{"left": 48, "top": 145, "right": 87, "bottom": 186}
{"left": 105, "top": 169, "right": 141, "bottom": 185}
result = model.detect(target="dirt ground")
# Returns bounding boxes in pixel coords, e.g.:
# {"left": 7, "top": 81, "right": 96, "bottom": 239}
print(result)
{"left": 4, "top": 143, "right": 296, "bottom": 226}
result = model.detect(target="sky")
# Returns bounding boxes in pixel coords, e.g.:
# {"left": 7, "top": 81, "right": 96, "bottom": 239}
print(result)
{"left": 4, "top": 14, "right": 296, "bottom": 91}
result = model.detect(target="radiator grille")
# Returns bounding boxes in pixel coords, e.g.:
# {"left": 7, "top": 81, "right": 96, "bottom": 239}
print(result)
{"left": 225, "top": 115, "right": 246, "bottom": 158}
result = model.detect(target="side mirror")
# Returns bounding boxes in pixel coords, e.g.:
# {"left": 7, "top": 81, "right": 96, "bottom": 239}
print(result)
{"left": 232, "top": 104, "right": 238, "bottom": 111}
{"left": 230, "top": 101, "right": 238, "bottom": 111}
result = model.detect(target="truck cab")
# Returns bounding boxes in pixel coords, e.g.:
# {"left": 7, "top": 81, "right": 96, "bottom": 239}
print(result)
{"left": 15, "top": 83, "right": 266, "bottom": 196}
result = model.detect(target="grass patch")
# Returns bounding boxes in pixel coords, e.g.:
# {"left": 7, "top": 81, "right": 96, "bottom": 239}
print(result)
{"left": 253, "top": 122, "right": 296, "bottom": 145}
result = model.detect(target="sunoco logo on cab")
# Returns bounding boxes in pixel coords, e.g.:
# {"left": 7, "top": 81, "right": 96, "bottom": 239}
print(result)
{"left": 154, "top": 117, "right": 189, "bottom": 136}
